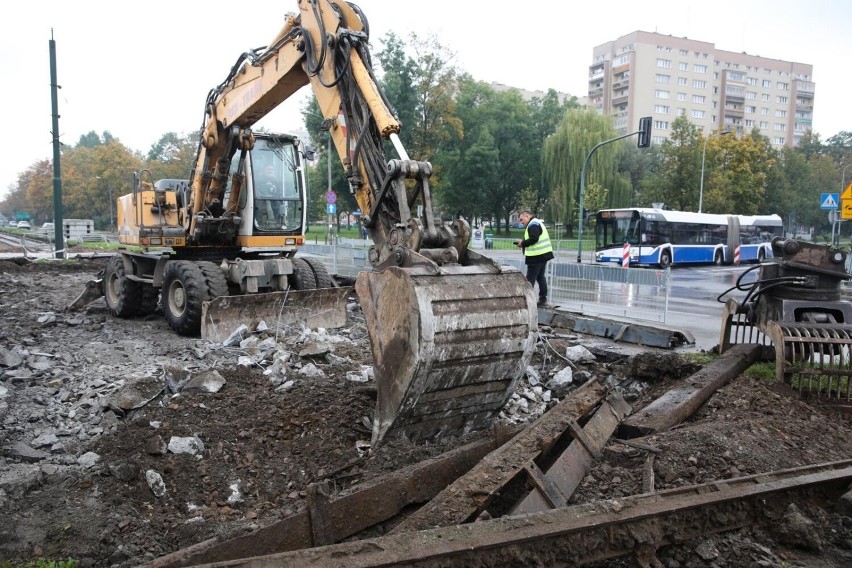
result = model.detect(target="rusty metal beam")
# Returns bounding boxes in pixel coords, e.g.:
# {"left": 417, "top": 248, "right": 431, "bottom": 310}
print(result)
{"left": 510, "top": 393, "right": 632, "bottom": 515}
{"left": 145, "top": 428, "right": 517, "bottom": 568}
{"left": 389, "top": 378, "right": 608, "bottom": 534}
{"left": 620, "top": 343, "right": 761, "bottom": 438}
{"left": 197, "top": 461, "right": 852, "bottom": 568}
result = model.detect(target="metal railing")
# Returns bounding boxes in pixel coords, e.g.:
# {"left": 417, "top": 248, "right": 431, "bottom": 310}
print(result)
{"left": 302, "top": 240, "right": 671, "bottom": 324}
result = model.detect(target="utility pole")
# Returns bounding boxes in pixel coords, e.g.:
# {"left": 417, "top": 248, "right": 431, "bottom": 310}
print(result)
{"left": 49, "top": 30, "right": 65, "bottom": 258}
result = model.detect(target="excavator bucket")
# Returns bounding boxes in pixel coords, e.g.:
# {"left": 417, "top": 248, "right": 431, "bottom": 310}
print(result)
{"left": 201, "top": 287, "right": 353, "bottom": 343}
{"left": 356, "top": 263, "right": 538, "bottom": 446}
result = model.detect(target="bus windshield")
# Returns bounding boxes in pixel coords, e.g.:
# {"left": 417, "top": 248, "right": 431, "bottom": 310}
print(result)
{"left": 595, "top": 210, "right": 641, "bottom": 248}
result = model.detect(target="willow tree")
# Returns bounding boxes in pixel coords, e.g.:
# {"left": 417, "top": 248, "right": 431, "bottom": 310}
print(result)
{"left": 542, "top": 109, "right": 622, "bottom": 236}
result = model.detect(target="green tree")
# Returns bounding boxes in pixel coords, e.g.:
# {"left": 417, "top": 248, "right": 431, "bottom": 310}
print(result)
{"left": 542, "top": 108, "right": 621, "bottom": 236}
{"left": 702, "top": 128, "right": 775, "bottom": 215}
{"left": 641, "top": 116, "right": 701, "bottom": 211}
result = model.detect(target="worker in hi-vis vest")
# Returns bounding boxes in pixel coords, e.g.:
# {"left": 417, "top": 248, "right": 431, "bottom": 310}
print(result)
{"left": 513, "top": 210, "right": 553, "bottom": 307}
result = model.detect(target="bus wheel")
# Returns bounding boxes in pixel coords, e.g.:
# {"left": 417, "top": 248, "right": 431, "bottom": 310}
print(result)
{"left": 714, "top": 250, "right": 724, "bottom": 265}
{"left": 659, "top": 250, "right": 672, "bottom": 268}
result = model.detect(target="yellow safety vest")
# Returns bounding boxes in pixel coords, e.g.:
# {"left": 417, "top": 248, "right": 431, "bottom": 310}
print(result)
{"left": 524, "top": 218, "right": 552, "bottom": 257}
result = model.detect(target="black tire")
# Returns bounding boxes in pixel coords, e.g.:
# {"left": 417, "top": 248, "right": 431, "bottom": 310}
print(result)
{"left": 104, "top": 255, "right": 141, "bottom": 317}
{"left": 289, "top": 257, "right": 317, "bottom": 291}
{"left": 302, "top": 257, "right": 333, "bottom": 288}
{"left": 658, "top": 249, "right": 672, "bottom": 269}
{"left": 137, "top": 284, "right": 160, "bottom": 315}
{"left": 162, "top": 261, "right": 208, "bottom": 336}
{"left": 197, "top": 261, "right": 230, "bottom": 299}
{"left": 713, "top": 250, "right": 723, "bottom": 266}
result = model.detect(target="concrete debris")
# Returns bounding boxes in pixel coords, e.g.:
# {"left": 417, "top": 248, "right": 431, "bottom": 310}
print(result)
{"left": 777, "top": 502, "right": 823, "bottom": 551}
{"left": 0, "top": 464, "right": 44, "bottom": 499}
{"left": 182, "top": 370, "right": 226, "bottom": 394}
{"left": 546, "top": 367, "right": 574, "bottom": 398}
{"left": 4, "top": 442, "right": 48, "bottom": 463}
{"left": 30, "top": 433, "right": 59, "bottom": 448}
{"left": 299, "top": 343, "right": 332, "bottom": 359}
{"left": 76, "top": 451, "right": 101, "bottom": 468}
{"left": 109, "top": 461, "right": 141, "bottom": 482}
{"left": 525, "top": 365, "right": 541, "bottom": 386}
{"left": 146, "top": 470, "right": 167, "bottom": 498}
{"left": 346, "top": 365, "right": 373, "bottom": 382}
{"left": 168, "top": 436, "right": 205, "bottom": 456}
{"left": 227, "top": 480, "right": 244, "bottom": 505}
{"left": 103, "top": 377, "right": 165, "bottom": 413}
{"left": 0, "top": 346, "right": 24, "bottom": 368}
{"left": 297, "top": 363, "right": 326, "bottom": 380}
{"left": 565, "top": 345, "right": 596, "bottom": 363}
{"left": 223, "top": 325, "right": 249, "bottom": 347}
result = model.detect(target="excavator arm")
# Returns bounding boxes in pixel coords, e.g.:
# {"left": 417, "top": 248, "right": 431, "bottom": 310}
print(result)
{"left": 193, "top": 0, "right": 537, "bottom": 445}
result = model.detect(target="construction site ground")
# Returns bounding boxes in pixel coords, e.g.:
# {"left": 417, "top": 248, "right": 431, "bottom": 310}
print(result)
{"left": 1, "top": 253, "right": 851, "bottom": 567}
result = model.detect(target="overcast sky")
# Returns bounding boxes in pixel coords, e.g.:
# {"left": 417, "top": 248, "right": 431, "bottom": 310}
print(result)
{"left": 2, "top": 0, "right": 849, "bottom": 201}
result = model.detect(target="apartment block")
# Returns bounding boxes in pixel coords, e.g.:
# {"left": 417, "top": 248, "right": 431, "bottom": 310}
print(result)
{"left": 589, "top": 31, "right": 815, "bottom": 147}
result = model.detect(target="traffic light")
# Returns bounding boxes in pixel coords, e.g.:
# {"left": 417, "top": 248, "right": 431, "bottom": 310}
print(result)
{"left": 637, "top": 116, "right": 652, "bottom": 148}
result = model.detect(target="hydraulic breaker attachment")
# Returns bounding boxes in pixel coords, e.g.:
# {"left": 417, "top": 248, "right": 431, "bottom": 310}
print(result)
{"left": 356, "top": 256, "right": 537, "bottom": 446}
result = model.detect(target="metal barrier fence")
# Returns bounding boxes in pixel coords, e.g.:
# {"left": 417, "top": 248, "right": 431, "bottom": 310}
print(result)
{"left": 302, "top": 240, "right": 670, "bottom": 323}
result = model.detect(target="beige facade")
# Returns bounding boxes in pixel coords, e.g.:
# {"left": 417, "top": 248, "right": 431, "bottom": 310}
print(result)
{"left": 589, "top": 31, "right": 814, "bottom": 148}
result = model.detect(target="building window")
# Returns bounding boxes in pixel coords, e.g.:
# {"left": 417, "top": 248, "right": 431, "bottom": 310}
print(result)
{"left": 677, "top": 108, "right": 686, "bottom": 116}
{"left": 693, "top": 79, "right": 706, "bottom": 89}
{"left": 654, "top": 105, "right": 670, "bottom": 114}
{"left": 691, "top": 109, "right": 705, "bottom": 119}
{"left": 694, "top": 64, "right": 707, "bottom": 73}
{"left": 777, "top": 82, "right": 789, "bottom": 90}
{"left": 678, "top": 77, "right": 688, "bottom": 86}
{"left": 656, "top": 74, "right": 671, "bottom": 83}
{"left": 613, "top": 54, "right": 630, "bottom": 66}
{"left": 655, "top": 90, "right": 670, "bottom": 99}
{"left": 679, "top": 49, "right": 688, "bottom": 56}
{"left": 774, "top": 123, "right": 786, "bottom": 131}
{"left": 745, "top": 119, "right": 755, "bottom": 127}
{"left": 692, "top": 95, "right": 706, "bottom": 104}
{"left": 747, "top": 77, "right": 757, "bottom": 86}
{"left": 761, "top": 108, "right": 769, "bottom": 115}
{"left": 746, "top": 105, "right": 756, "bottom": 113}
{"left": 652, "top": 136, "right": 666, "bottom": 144}
{"left": 656, "top": 58, "right": 672, "bottom": 68}
{"left": 777, "top": 95, "right": 788, "bottom": 104}
{"left": 773, "top": 137, "right": 786, "bottom": 145}
{"left": 679, "top": 62, "right": 688, "bottom": 71}
{"left": 761, "top": 93, "right": 770, "bottom": 102}
{"left": 653, "top": 120, "right": 669, "bottom": 129}
{"left": 762, "top": 79, "right": 771, "bottom": 88}
{"left": 775, "top": 109, "right": 787, "bottom": 117}
{"left": 760, "top": 121, "right": 769, "bottom": 128}
{"left": 746, "top": 91, "right": 756, "bottom": 100}
{"left": 677, "top": 92, "right": 687, "bottom": 101}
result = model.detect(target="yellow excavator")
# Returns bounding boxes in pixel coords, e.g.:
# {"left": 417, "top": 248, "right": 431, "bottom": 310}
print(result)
{"left": 71, "top": 0, "right": 538, "bottom": 445}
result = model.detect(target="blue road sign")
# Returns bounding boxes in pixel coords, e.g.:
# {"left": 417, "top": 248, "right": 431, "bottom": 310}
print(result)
{"left": 326, "top": 203, "right": 336, "bottom": 214}
{"left": 821, "top": 193, "right": 840, "bottom": 210}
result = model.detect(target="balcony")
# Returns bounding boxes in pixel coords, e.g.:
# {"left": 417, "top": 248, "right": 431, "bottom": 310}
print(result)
{"left": 724, "top": 108, "right": 744, "bottom": 118}
{"left": 796, "top": 81, "right": 815, "bottom": 95}
{"left": 589, "top": 86, "right": 604, "bottom": 97}
{"left": 612, "top": 94, "right": 629, "bottom": 106}
{"left": 612, "top": 63, "right": 630, "bottom": 75}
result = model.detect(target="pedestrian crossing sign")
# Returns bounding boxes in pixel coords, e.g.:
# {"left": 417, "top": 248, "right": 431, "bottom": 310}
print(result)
{"left": 820, "top": 193, "right": 839, "bottom": 210}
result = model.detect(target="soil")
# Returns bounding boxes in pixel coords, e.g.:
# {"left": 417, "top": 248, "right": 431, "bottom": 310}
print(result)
{"left": 0, "top": 254, "right": 851, "bottom": 568}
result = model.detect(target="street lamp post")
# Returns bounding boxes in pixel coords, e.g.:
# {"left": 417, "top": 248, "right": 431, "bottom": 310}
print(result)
{"left": 698, "top": 129, "right": 731, "bottom": 213}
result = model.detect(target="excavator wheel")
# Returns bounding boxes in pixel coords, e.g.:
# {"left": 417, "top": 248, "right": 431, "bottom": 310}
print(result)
{"left": 302, "top": 257, "right": 334, "bottom": 288}
{"left": 289, "top": 257, "right": 317, "bottom": 291}
{"left": 104, "top": 255, "right": 141, "bottom": 318}
{"left": 197, "top": 261, "right": 230, "bottom": 299}
{"left": 136, "top": 285, "right": 160, "bottom": 316}
{"left": 162, "top": 261, "right": 208, "bottom": 336}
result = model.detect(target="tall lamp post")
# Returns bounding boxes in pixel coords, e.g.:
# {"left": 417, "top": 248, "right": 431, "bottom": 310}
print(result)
{"left": 698, "top": 129, "right": 731, "bottom": 213}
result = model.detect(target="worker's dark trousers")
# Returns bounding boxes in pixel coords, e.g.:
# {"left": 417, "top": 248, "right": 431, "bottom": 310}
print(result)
{"left": 525, "top": 261, "right": 548, "bottom": 302}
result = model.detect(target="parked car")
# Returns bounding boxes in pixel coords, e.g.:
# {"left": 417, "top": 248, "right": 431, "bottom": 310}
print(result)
{"left": 16, "top": 221, "right": 31, "bottom": 230}
{"left": 510, "top": 222, "right": 525, "bottom": 229}
{"left": 39, "top": 222, "right": 55, "bottom": 234}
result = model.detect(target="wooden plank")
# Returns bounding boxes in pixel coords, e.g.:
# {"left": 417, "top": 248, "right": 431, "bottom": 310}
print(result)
{"left": 620, "top": 343, "right": 761, "bottom": 438}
